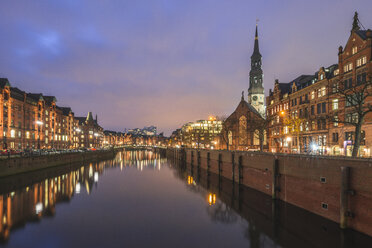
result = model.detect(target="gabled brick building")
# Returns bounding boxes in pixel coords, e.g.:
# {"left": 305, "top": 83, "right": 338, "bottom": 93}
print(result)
{"left": 267, "top": 12, "right": 372, "bottom": 156}
{"left": 219, "top": 93, "right": 265, "bottom": 151}
{"left": 0, "top": 78, "right": 105, "bottom": 150}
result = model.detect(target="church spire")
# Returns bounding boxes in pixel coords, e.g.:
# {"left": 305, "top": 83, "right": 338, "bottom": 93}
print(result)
{"left": 352, "top": 11, "right": 360, "bottom": 33}
{"left": 253, "top": 24, "right": 261, "bottom": 58}
{"left": 248, "top": 22, "right": 265, "bottom": 116}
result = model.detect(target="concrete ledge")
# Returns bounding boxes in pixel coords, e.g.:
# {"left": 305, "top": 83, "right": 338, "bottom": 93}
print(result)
{"left": 0, "top": 150, "right": 117, "bottom": 178}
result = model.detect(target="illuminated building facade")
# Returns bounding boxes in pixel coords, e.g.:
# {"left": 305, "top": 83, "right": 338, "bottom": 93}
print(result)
{"left": 176, "top": 117, "right": 222, "bottom": 149}
{"left": 74, "top": 112, "right": 104, "bottom": 148}
{"left": 267, "top": 13, "right": 372, "bottom": 156}
{"left": 0, "top": 79, "right": 107, "bottom": 150}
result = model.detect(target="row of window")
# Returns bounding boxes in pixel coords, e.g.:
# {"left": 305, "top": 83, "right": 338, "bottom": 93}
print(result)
{"left": 343, "top": 56, "right": 367, "bottom": 73}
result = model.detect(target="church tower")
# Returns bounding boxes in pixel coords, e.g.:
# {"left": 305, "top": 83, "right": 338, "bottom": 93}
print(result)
{"left": 248, "top": 24, "right": 265, "bottom": 116}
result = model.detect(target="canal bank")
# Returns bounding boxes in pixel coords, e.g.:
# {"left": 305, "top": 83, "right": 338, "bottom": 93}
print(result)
{"left": 167, "top": 148, "right": 372, "bottom": 237}
{"left": 170, "top": 157, "right": 372, "bottom": 248}
{"left": 0, "top": 149, "right": 371, "bottom": 247}
{"left": 0, "top": 149, "right": 119, "bottom": 178}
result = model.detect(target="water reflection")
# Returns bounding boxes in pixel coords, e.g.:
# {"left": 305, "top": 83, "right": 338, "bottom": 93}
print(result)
{"left": 170, "top": 157, "right": 372, "bottom": 248}
{"left": 0, "top": 150, "right": 371, "bottom": 248}
{"left": 0, "top": 150, "right": 163, "bottom": 244}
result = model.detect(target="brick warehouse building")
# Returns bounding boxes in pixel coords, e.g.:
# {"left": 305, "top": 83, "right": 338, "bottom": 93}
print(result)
{"left": 0, "top": 78, "right": 104, "bottom": 150}
{"left": 267, "top": 12, "right": 372, "bottom": 156}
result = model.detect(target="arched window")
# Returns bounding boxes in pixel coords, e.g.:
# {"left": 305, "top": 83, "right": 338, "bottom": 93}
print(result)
{"left": 239, "top": 116, "right": 247, "bottom": 145}
{"left": 228, "top": 131, "right": 233, "bottom": 146}
{"left": 253, "top": 130, "right": 260, "bottom": 146}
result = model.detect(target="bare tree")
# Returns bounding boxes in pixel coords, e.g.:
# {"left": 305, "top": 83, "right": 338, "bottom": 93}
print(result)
{"left": 219, "top": 117, "right": 237, "bottom": 150}
{"left": 283, "top": 116, "right": 307, "bottom": 153}
{"left": 330, "top": 76, "right": 372, "bottom": 157}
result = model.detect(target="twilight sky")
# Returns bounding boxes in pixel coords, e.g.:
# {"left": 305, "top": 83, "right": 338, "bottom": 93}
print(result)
{"left": 1, "top": 1, "right": 372, "bottom": 135}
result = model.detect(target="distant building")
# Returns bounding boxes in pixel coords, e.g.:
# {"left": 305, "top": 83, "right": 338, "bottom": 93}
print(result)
{"left": 74, "top": 112, "right": 103, "bottom": 148}
{"left": 170, "top": 117, "right": 222, "bottom": 149}
{"left": 127, "top": 126, "right": 157, "bottom": 136}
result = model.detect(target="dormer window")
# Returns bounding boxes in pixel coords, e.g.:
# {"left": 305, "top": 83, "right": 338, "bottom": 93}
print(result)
{"left": 334, "top": 69, "right": 339, "bottom": 76}
{"left": 320, "top": 74, "right": 324, "bottom": 80}
{"left": 352, "top": 46, "right": 358, "bottom": 55}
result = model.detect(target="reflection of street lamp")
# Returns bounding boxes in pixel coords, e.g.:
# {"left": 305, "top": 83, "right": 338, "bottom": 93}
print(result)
{"left": 207, "top": 193, "right": 216, "bottom": 205}
{"left": 36, "top": 121, "right": 43, "bottom": 149}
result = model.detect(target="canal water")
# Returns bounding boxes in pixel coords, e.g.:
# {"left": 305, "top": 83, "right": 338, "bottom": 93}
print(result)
{"left": 0, "top": 150, "right": 371, "bottom": 248}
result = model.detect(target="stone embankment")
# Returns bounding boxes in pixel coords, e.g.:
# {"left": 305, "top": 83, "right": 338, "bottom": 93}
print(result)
{"left": 0, "top": 149, "right": 118, "bottom": 177}
{"left": 167, "top": 148, "right": 372, "bottom": 237}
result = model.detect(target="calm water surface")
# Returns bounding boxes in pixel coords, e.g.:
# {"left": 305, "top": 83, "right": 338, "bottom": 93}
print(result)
{"left": 0, "top": 150, "right": 371, "bottom": 248}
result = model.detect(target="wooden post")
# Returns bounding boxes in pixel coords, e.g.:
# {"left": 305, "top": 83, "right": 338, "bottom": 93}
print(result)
{"left": 207, "top": 152, "right": 210, "bottom": 172}
{"left": 218, "top": 153, "right": 222, "bottom": 176}
{"left": 238, "top": 155, "right": 243, "bottom": 185}
{"left": 340, "top": 166, "right": 350, "bottom": 229}
{"left": 191, "top": 151, "right": 194, "bottom": 166}
{"left": 197, "top": 151, "right": 201, "bottom": 168}
{"left": 272, "top": 158, "right": 279, "bottom": 199}
{"left": 232, "top": 153, "right": 235, "bottom": 183}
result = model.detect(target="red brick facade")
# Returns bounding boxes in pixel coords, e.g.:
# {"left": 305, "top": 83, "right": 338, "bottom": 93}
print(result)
{"left": 267, "top": 14, "right": 372, "bottom": 156}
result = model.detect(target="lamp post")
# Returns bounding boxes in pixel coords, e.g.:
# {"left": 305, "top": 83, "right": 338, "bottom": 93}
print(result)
{"left": 36, "top": 121, "right": 43, "bottom": 149}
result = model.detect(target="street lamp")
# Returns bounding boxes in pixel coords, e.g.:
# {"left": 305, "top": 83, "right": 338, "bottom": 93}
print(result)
{"left": 36, "top": 121, "right": 43, "bottom": 149}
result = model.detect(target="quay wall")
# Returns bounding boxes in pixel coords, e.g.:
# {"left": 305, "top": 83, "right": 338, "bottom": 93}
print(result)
{"left": 167, "top": 148, "right": 372, "bottom": 237}
{"left": 0, "top": 149, "right": 117, "bottom": 178}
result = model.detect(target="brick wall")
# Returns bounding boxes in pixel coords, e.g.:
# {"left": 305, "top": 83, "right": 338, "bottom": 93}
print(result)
{"left": 167, "top": 148, "right": 372, "bottom": 237}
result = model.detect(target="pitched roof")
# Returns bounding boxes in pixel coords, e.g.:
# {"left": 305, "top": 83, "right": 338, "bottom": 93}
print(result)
{"left": 0, "top": 78, "right": 10, "bottom": 88}
{"left": 27, "top": 93, "right": 43, "bottom": 102}
{"left": 10, "top": 87, "right": 25, "bottom": 101}
{"left": 43, "top": 96, "right": 56, "bottom": 105}
{"left": 291, "top": 75, "right": 314, "bottom": 90}
{"left": 59, "top": 107, "right": 72, "bottom": 116}
{"left": 226, "top": 99, "right": 263, "bottom": 122}
{"left": 356, "top": 30, "right": 368, "bottom": 40}
{"left": 74, "top": 117, "right": 86, "bottom": 125}
{"left": 278, "top": 83, "right": 291, "bottom": 94}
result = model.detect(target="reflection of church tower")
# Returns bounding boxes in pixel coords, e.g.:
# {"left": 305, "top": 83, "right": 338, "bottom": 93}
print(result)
{"left": 248, "top": 24, "right": 265, "bottom": 116}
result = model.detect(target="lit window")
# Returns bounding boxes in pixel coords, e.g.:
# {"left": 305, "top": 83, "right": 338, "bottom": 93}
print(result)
{"left": 332, "top": 99, "right": 339, "bottom": 110}
{"left": 10, "top": 130, "right": 15, "bottom": 138}
{"left": 311, "top": 91, "right": 315, "bottom": 99}
{"left": 334, "top": 115, "right": 339, "bottom": 127}
{"left": 344, "top": 63, "right": 353, "bottom": 73}
{"left": 357, "top": 58, "right": 362, "bottom": 67}
{"left": 362, "top": 56, "right": 367, "bottom": 65}
{"left": 352, "top": 46, "right": 358, "bottom": 55}
{"left": 321, "top": 87, "right": 326, "bottom": 97}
